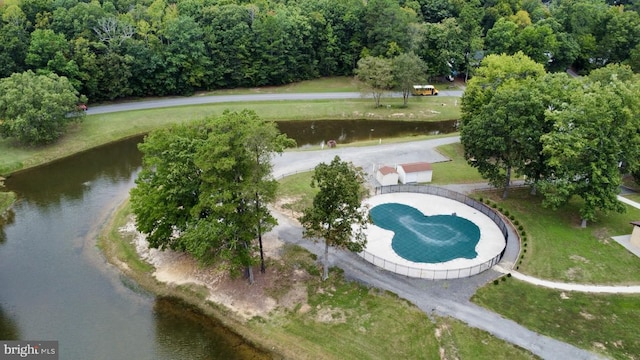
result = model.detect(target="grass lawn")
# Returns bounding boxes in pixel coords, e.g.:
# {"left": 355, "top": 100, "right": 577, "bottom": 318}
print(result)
{"left": 479, "top": 188, "right": 640, "bottom": 284}
{"left": 473, "top": 278, "right": 640, "bottom": 359}
{"left": 199, "top": 76, "right": 361, "bottom": 95}
{"left": 622, "top": 193, "right": 640, "bottom": 203}
{"left": 0, "top": 96, "right": 461, "bottom": 176}
{"left": 431, "top": 142, "right": 485, "bottom": 184}
{"left": 250, "top": 264, "right": 537, "bottom": 360}
{"left": 191, "top": 76, "right": 462, "bottom": 96}
{"left": 276, "top": 171, "right": 316, "bottom": 216}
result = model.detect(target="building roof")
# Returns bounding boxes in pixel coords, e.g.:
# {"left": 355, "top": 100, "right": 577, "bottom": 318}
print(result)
{"left": 631, "top": 221, "right": 640, "bottom": 227}
{"left": 399, "top": 162, "right": 432, "bottom": 173}
{"left": 378, "top": 166, "right": 397, "bottom": 175}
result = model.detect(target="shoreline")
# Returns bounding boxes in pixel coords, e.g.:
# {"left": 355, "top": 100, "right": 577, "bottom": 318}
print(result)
{"left": 98, "top": 199, "right": 312, "bottom": 359}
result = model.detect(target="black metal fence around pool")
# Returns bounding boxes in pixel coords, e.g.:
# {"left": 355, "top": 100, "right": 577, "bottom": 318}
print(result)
{"left": 360, "top": 184, "right": 509, "bottom": 280}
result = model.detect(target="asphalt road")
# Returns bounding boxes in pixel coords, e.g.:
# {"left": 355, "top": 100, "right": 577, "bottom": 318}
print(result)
{"left": 85, "top": 91, "right": 465, "bottom": 115}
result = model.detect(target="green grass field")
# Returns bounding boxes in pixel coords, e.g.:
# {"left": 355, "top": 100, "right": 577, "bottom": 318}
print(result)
{"left": 431, "top": 142, "right": 485, "bottom": 184}
{"left": 250, "top": 265, "right": 537, "bottom": 360}
{"left": 480, "top": 188, "right": 640, "bottom": 284}
{"left": 473, "top": 278, "right": 640, "bottom": 359}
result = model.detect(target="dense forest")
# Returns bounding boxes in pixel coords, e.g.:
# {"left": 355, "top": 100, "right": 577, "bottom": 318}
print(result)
{"left": 0, "top": 0, "right": 638, "bottom": 102}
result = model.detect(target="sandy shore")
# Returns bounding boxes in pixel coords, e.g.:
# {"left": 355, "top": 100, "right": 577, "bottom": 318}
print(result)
{"left": 118, "top": 219, "right": 305, "bottom": 320}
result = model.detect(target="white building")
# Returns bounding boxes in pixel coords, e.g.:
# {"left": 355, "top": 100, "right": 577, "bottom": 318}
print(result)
{"left": 397, "top": 162, "right": 433, "bottom": 184}
{"left": 376, "top": 166, "right": 399, "bottom": 186}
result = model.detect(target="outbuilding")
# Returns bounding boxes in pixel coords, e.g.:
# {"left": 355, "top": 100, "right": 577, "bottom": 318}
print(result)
{"left": 630, "top": 221, "right": 640, "bottom": 248}
{"left": 397, "top": 162, "right": 433, "bottom": 184}
{"left": 376, "top": 166, "right": 399, "bottom": 186}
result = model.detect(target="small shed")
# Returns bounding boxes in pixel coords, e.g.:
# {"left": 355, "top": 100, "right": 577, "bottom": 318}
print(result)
{"left": 376, "top": 166, "right": 399, "bottom": 186}
{"left": 397, "top": 162, "right": 433, "bottom": 184}
{"left": 630, "top": 221, "right": 640, "bottom": 248}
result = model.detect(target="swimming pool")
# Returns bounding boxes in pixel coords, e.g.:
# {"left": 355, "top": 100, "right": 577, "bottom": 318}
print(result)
{"left": 361, "top": 191, "right": 506, "bottom": 279}
{"left": 369, "top": 203, "right": 481, "bottom": 263}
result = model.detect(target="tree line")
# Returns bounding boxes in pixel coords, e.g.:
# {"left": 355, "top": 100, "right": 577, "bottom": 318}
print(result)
{"left": 1, "top": 0, "right": 639, "bottom": 104}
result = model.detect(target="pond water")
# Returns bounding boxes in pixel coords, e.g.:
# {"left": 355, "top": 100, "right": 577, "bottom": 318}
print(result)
{"left": 276, "top": 119, "right": 458, "bottom": 147}
{"left": 0, "top": 118, "right": 456, "bottom": 358}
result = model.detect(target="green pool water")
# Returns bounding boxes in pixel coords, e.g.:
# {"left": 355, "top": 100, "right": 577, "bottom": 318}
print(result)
{"left": 369, "top": 203, "right": 480, "bottom": 263}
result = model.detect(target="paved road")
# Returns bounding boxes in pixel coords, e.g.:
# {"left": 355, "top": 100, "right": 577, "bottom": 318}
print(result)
{"left": 85, "top": 91, "right": 465, "bottom": 115}
{"left": 271, "top": 138, "right": 606, "bottom": 360}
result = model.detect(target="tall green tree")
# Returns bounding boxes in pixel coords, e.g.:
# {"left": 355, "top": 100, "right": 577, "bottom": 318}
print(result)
{"left": 243, "top": 113, "right": 296, "bottom": 273}
{"left": 0, "top": 5, "right": 30, "bottom": 77}
{"left": 392, "top": 52, "right": 428, "bottom": 106}
{"left": 539, "top": 78, "right": 640, "bottom": 227}
{"left": 457, "top": 0, "right": 484, "bottom": 81}
{"left": 0, "top": 70, "right": 84, "bottom": 145}
{"left": 355, "top": 55, "right": 394, "bottom": 108}
{"left": 131, "top": 110, "right": 293, "bottom": 283}
{"left": 300, "top": 156, "right": 369, "bottom": 281}
{"left": 460, "top": 52, "right": 546, "bottom": 198}
{"left": 363, "top": 0, "right": 415, "bottom": 57}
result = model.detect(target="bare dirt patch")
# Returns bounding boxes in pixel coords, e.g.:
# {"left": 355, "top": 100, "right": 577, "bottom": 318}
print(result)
{"left": 579, "top": 311, "right": 595, "bottom": 320}
{"left": 120, "top": 219, "right": 312, "bottom": 320}
{"left": 569, "top": 255, "right": 590, "bottom": 263}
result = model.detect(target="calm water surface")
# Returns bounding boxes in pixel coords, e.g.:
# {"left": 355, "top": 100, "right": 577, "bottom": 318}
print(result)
{"left": 277, "top": 119, "right": 458, "bottom": 147}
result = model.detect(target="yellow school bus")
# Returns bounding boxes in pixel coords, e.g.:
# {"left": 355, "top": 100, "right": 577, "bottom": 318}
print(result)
{"left": 411, "top": 85, "right": 439, "bottom": 96}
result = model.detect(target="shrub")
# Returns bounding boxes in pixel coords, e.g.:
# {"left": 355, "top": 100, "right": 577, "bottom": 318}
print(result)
{"left": 478, "top": 196, "right": 484, "bottom": 202}
{"left": 518, "top": 225, "right": 524, "bottom": 231}
{"left": 510, "top": 215, "right": 515, "bottom": 221}
{"left": 493, "top": 279, "right": 500, "bottom": 285}
{"left": 501, "top": 276, "right": 507, "bottom": 281}
{"left": 492, "top": 203, "right": 497, "bottom": 208}
{"left": 504, "top": 210, "right": 510, "bottom": 216}
{"left": 507, "top": 273, "right": 512, "bottom": 277}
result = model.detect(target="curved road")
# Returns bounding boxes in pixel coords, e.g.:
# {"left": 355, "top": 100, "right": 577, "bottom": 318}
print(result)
{"left": 91, "top": 91, "right": 603, "bottom": 359}
{"left": 85, "top": 90, "right": 464, "bottom": 115}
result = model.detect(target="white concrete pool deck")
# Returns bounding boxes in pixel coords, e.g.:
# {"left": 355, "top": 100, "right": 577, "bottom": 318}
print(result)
{"left": 362, "top": 193, "right": 505, "bottom": 271}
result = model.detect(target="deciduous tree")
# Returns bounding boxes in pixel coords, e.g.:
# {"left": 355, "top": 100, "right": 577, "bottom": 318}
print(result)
{"left": 355, "top": 56, "right": 394, "bottom": 108}
{"left": 393, "top": 52, "right": 428, "bottom": 106}
{"left": 461, "top": 53, "right": 546, "bottom": 198}
{"left": 300, "top": 156, "right": 369, "bottom": 280}
{"left": 540, "top": 78, "right": 640, "bottom": 227}
{"left": 130, "top": 110, "right": 294, "bottom": 283}
{"left": 0, "top": 70, "right": 84, "bottom": 145}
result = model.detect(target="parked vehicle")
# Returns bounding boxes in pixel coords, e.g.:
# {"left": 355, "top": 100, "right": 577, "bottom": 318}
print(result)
{"left": 411, "top": 85, "right": 439, "bottom": 96}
